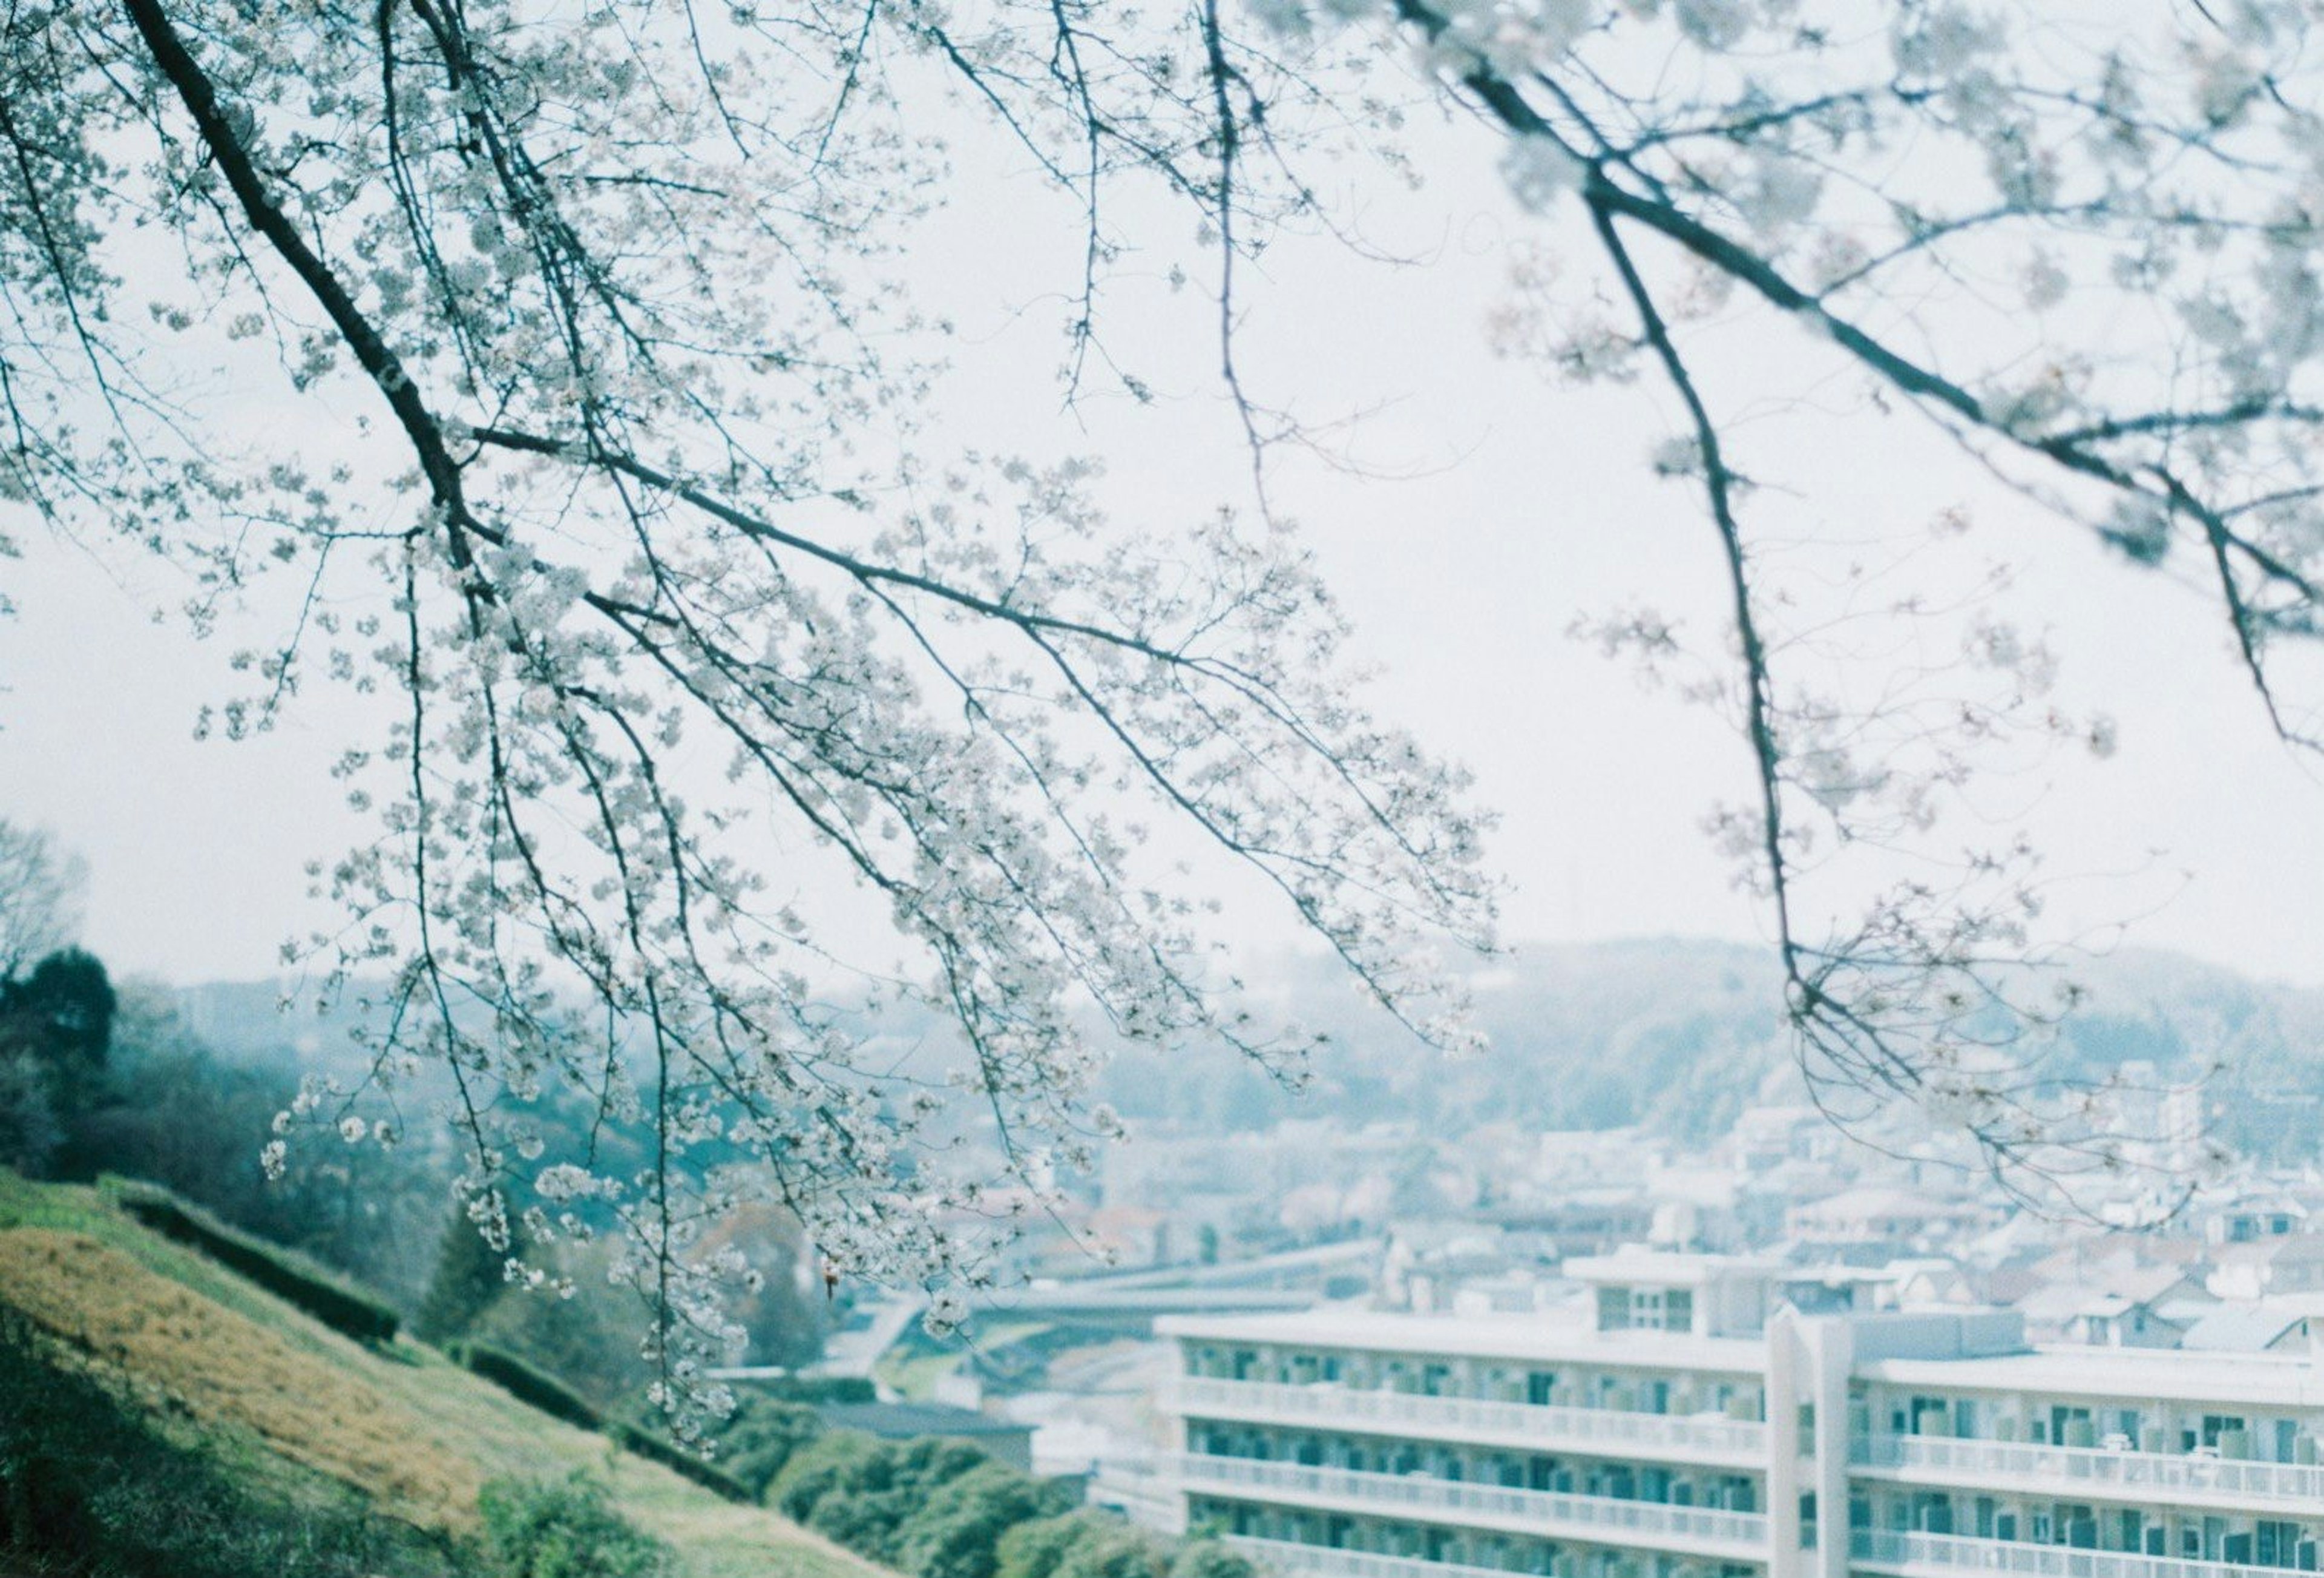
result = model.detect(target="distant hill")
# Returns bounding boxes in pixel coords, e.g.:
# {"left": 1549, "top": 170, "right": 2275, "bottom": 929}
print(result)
{"left": 1098, "top": 938, "right": 2324, "bottom": 1159}
{"left": 168, "top": 938, "right": 2324, "bottom": 1159}
{"left": 1097, "top": 937, "right": 1790, "bottom": 1142}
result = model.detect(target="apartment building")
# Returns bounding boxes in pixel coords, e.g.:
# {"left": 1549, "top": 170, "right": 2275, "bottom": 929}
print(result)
{"left": 1151, "top": 1251, "right": 2324, "bottom": 1578}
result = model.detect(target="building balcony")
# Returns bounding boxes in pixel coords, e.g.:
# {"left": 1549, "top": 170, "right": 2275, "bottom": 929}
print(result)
{"left": 1166, "top": 1451, "right": 1768, "bottom": 1563}
{"left": 1089, "top": 1457, "right": 1189, "bottom": 1536}
{"left": 1854, "top": 1433, "right": 2324, "bottom": 1515}
{"left": 1167, "top": 1376, "right": 1767, "bottom": 1468}
{"left": 1226, "top": 1533, "right": 1564, "bottom": 1578}
{"left": 1851, "top": 1528, "right": 2313, "bottom": 1578}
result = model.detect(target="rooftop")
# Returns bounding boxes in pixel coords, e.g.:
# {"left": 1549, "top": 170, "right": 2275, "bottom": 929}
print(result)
{"left": 1160, "top": 1301, "right": 2324, "bottom": 1406}
{"left": 1155, "top": 1307, "right": 1767, "bottom": 1372}
{"left": 1857, "top": 1342, "right": 2324, "bottom": 1407}
{"left": 1562, "top": 1248, "right": 1785, "bottom": 1288}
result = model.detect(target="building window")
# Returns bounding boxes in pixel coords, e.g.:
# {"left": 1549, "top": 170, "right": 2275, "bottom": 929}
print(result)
{"left": 1594, "top": 1284, "right": 1692, "bottom": 1333}
{"left": 2256, "top": 1522, "right": 2302, "bottom": 1568}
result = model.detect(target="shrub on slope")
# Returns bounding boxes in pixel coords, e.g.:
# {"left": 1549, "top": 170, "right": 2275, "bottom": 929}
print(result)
{"left": 460, "top": 1341, "right": 608, "bottom": 1432}
{"left": 114, "top": 1182, "right": 401, "bottom": 1344}
{"left": 479, "top": 1474, "right": 673, "bottom": 1578}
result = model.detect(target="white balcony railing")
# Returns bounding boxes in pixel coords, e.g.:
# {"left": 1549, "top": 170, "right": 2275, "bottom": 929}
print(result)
{"left": 1227, "top": 1533, "right": 1566, "bottom": 1578}
{"left": 1856, "top": 1434, "right": 2324, "bottom": 1511}
{"left": 1851, "top": 1529, "right": 2311, "bottom": 1578}
{"left": 1091, "top": 1458, "right": 1189, "bottom": 1536}
{"left": 1168, "top": 1376, "right": 1766, "bottom": 1464}
{"left": 1167, "top": 1452, "right": 1768, "bottom": 1559}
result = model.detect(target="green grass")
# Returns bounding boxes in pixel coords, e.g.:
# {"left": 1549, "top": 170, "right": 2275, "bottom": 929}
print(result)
{"left": 0, "top": 1170, "right": 891, "bottom": 1578}
{"left": 0, "top": 1172, "right": 368, "bottom": 1361}
{"left": 115, "top": 1180, "right": 401, "bottom": 1343}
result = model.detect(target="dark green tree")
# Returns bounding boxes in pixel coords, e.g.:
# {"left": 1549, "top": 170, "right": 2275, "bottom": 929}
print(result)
{"left": 0, "top": 949, "right": 116, "bottom": 1114}
{"left": 707, "top": 1396, "right": 827, "bottom": 1499}
{"left": 799, "top": 1438, "right": 992, "bottom": 1564}
{"left": 1166, "top": 1540, "right": 1258, "bottom": 1578}
{"left": 769, "top": 1431, "right": 884, "bottom": 1527}
{"left": 994, "top": 1514, "right": 1116, "bottom": 1578}
{"left": 1052, "top": 1528, "right": 1169, "bottom": 1578}
{"left": 0, "top": 1050, "right": 59, "bottom": 1177}
{"left": 417, "top": 1208, "right": 508, "bottom": 1344}
{"left": 465, "top": 1240, "right": 655, "bottom": 1412}
{"left": 893, "top": 1461, "right": 1078, "bottom": 1578}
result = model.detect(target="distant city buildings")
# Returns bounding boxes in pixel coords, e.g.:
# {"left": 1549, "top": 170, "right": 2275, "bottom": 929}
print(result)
{"left": 917, "top": 1067, "right": 2324, "bottom": 1578}
{"left": 1147, "top": 1251, "right": 2324, "bottom": 1578}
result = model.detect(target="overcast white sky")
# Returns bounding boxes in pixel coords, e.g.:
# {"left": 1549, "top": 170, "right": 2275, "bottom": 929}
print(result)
{"left": 5, "top": 82, "right": 2324, "bottom": 994}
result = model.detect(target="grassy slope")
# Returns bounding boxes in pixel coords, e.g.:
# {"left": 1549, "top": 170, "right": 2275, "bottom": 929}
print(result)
{"left": 0, "top": 1171, "right": 886, "bottom": 1578}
